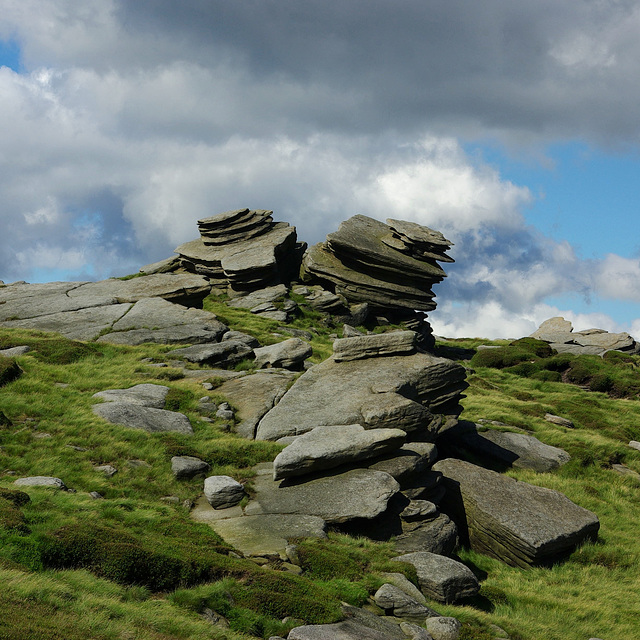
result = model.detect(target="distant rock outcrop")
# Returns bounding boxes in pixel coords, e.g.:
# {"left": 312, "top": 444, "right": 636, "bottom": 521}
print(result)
{"left": 175, "top": 208, "right": 305, "bottom": 293}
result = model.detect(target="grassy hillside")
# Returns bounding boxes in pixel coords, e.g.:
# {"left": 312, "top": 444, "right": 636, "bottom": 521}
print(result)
{"left": 1, "top": 300, "right": 639, "bottom": 640}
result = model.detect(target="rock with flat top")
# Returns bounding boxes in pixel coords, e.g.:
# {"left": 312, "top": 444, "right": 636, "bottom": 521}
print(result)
{"left": 253, "top": 338, "right": 312, "bottom": 370}
{"left": 167, "top": 341, "right": 253, "bottom": 367}
{"left": 92, "top": 403, "right": 193, "bottom": 435}
{"left": 15, "top": 476, "right": 66, "bottom": 490}
{"left": 92, "top": 383, "right": 169, "bottom": 409}
{"left": 204, "top": 475, "right": 245, "bottom": 509}
{"left": 332, "top": 331, "right": 417, "bottom": 361}
{"left": 172, "top": 456, "right": 211, "bottom": 479}
{"left": 374, "top": 583, "right": 439, "bottom": 621}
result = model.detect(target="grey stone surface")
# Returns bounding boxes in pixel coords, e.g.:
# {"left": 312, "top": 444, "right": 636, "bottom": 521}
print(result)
{"left": 221, "top": 330, "right": 261, "bottom": 348}
{"left": 204, "top": 513, "right": 326, "bottom": 558}
{"left": 92, "top": 383, "right": 170, "bottom": 409}
{"left": 244, "top": 465, "right": 400, "bottom": 524}
{"left": 530, "top": 316, "right": 574, "bottom": 340}
{"left": 138, "top": 256, "right": 180, "bottom": 274}
{"left": 94, "top": 464, "right": 117, "bottom": 477}
{"left": 255, "top": 351, "right": 467, "bottom": 441}
{"left": 392, "top": 551, "right": 479, "bottom": 603}
{"left": 215, "top": 370, "right": 296, "bottom": 439}
{"left": 441, "top": 423, "right": 570, "bottom": 473}
{"left": 361, "top": 442, "right": 437, "bottom": 486}
{"left": 629, "top": 440, "right": 640, "bottom": 452}
{"left": 374, "top": 583, "right": 439, "bottom": 621}
{"left": 433, "top": 458, "right": 600, "bottom": 567}
{"left": 226, "top": 284, "right": 288, "bottom": 309}
{"left": 204, "top": 475, "right": 245, "bottom": 509}
{"left": 332, "top": 331, "right": 417, "bottom": 362}
{"left": 378, "top": 572, "right": 427, "bottom": 606}
{"left": 253, "top": 338, "right": 313, "bottom": 370}
{"left": 171, "top": 456, "right": 211, "bottom": 479}
{"left": 14, "top": 476, "right": 66, "bottom": 490}
{"left": 273, "top": 424, "right": 406, "bottom": 480}
{"left": 288, "top": 621, "right": 396, "bottom": 640}
{"left": 544, "top": 413, "right": 574, "bottom": 428}
{"left": 399, "top": 622, "right": 433, "bottom": 640}
{"left": 167, "top": 341, "right": 254, "bottom": 367}
{"left": 0, "top": 346, "right": 31, "bottom": 357}
{"left": 394, "top": 513, "right": 458, "bottom": 556}
{"left": 425, "top": 617, "right": 462, "bottom": 640}
{"left": 92, "top": 403, "right": 193, "bottom": 435}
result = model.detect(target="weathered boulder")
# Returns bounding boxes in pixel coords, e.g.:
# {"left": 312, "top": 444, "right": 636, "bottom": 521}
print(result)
{"left": 394, "top": 513, "right": 459, "bottom": 556}
{"left": 425, "top": 617, "right": 462, "bottom": 640}
{"left": 171, "top": 456, "right": 211, "bottom": 479}
{"left": 433, "top": 458, "right": 600, "bottom": 567}
{"left": 272, "top": 424, "right": 406, "bottom": 480}
{"left": 332, "top": 331, "right": 417, "bottom": 362}
{"left": 255, "top": 351, "right": 467, "bottom": 441}
{"left": 215, "top": 370, "right": 296, "bottom": 439}
{"left": 167, "top": 341, "right": 253, "bottom": 367}
{"left": 226, "top": 284, "right": 288, "bottom": 309}
{"left": 439, "top": 422, "right": 570, "bottom": 473}
{"left": 378, "top": 572, "right": 428, "bottom": 606}
{"left": 374, "top": 583, "right": 439, "bottom": 621}
{"left": 92, "top": 403, "right": 193, "bottom": 435}
{"left": 244, "top": 464, "right": 400, "bottom": 524}
{"left": 204, "top": 475, "right": 245, "bottom": 509}
{"left": 0, "top": 346, "right": 31, "bottom": 357}
{"left": 92, "top": 383, "right": 170, "bottom": 409}
{"left": 253, "top": 338, "right": 312, "bottom": 370}
{"left": 392, "top": 551, "right": 479, "bottom": 603}
{"left": 360, "top": 442, "right": 437, "bottom": 487}
{"left": 14, "top": 476, "right": 67, "bottom": 490}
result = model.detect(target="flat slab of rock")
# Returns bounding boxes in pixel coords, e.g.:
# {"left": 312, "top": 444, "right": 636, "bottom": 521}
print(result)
{"left": 374, "top": 583, "right": 439, "bottom": 621}
{"left": 14, "top": 476, "right": 67, "bottom": 490}
{"left": 92, "top": 403, "right": 193, "bottom": 435}
{"left": 92, "top": 383, "right": 170, "bottom": 409}
{"left": 215, "top": 370, "right": 296, "bottom": 439}
{"left": 394, "top": 513, "right": 458, "bottom": 556}
{"left": 288, "top": 621, "right": 397, "bottom": 640}
{"left": 167, "top": 341, "right": 253, "bottom": 367}
{"left": 171, "top": 456, "right": 211, "bottom": 479}
{"left": 441, "top": 422, "right": 570, "bottom": 473}
{"left": 361, "top": 442, "right": 437, "bottom": 487}
{"left": 226, "top": 284, "right": 288, "bottom": 309}
{"left": 392, "top": 551, "right": 479, "bottom": 603}
{"left": 273, "top": 424, "right": 406, "bottom": 480}
{"left": 433, "top": 458, "right": 600, "bottom": 567}
{"left": 332, "top": 331, "right": 417, "bottom": 362}
{"left": 206, "top": 513, "right": 326, "bottom": 559}
{"left": 244, "top": 465, "right": 400, "bottom": 524}
{"left": 253, "top": 338, "right": 312, "bottom": 370}
{"left": 255, "top": 352, "right": 467, "bottom": 441}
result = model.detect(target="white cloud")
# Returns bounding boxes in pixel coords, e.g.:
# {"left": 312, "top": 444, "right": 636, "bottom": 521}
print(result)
{"left": 592, "top": 254, "right": 640, "bottom": 301}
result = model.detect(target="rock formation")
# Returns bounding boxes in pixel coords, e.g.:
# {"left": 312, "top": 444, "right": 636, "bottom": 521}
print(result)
{"left": 175, "top": 208, "right": 305, "bottom": 293}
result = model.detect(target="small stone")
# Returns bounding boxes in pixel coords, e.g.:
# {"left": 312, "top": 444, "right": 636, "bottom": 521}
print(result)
{"left": 400, "top": 500, "right": 438, "bottom": 521}
{"left": 399, "top": 622, "right": 433, "bottom": 640}
{"left": 629, "top": 440, "right": 640, "bottom": 452}
{"left": 216, "top": 409, "right": 235, "bottom": 421}
{"left": 281, "top": 562, "right": 303, "bottom": 574}
{"left": 544, "top": 413, "right": 574, "bottom": 428}
{"left": 160, "top": 496, "right": 181, "bottom": 504}
{"left": 33, "top": 433, "right": 52, "bottom": 439}
{"left": 171, "top": 455, "right": 211, "bottom": 479}
{"left": 126, "top": 459, "right": 152, "bottom": 468}
{"left": 204, "top": 475, "right": 245, "bottom": 509}
{"left": 89, "top": 491, "right": 104, "bottom": 499}
{"left": 202, "top": 382, "right": 214, "bottom": 391}
{"left": 425, "top": 617, "right": 462, "bottom": 640}
{"left": 286, "top": 544, "right": 301, "bottom": 566}
{"left": 94, "top": 465, "right": 117, "bottom": 477}
{"left": 14, "top": 476, "right": 67, "bottom": 490}
{"left": 66, "top": 445, "right": 88, "bottom": 452}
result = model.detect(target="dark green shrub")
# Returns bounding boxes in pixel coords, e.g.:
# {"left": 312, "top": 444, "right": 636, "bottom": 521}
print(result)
{"left": 0, "top": 488, "right": 30, "bottom": 507}
{"left": 0, "top": 331, "right": 100, "bottom": 364}
{"left": 540, "top": 354, "right": 574, "bottom": 371}
{"left": 509, "top": 338, "right": 555, "bottom": 357}
{"left": 0, "top": 356, "right": 22, "bottom": 386}
{"left": 470, "top": 347, "right": 534, "bottom": 369}
{"left": 506, "top": 362, "right": 540, "bottom": 377}
{"left": 565, "top": 361, "right": 596, "bottom": 385}
{"left": 0, "top": 498, "right": 29, "bottom": 533}
{"left": 589, "top": 374, "right": 614, "bottom": 393}
{"left": 531, "top": 370, "right": 562, "bottom": 382}
{"left": 297, "top": 542, "right": 366, "bottom": 580}
{"left": 603, "top": 350, "right": 636, "bottom": 365}
{"left": 164, "top": 387, "right": 195, "bottom": 412}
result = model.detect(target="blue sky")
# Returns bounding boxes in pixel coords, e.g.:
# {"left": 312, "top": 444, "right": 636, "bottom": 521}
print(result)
{"left": 2, "top": 0, "right": 640, "bottom": 339}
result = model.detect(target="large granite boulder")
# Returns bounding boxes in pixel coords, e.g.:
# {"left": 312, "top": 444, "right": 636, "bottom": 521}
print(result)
{"left": 332, "top": 331, "right": 417, "bottom": 362}
{"left": 167, "top": 341, "right": 254, "bottom": 367}
{"left": 92, "top": 383, "right": 170, "bottom": 409}
{"left": 392, "top": 551, "right": 479, "bottom": 603}
{"left": 301, "top": 215, "right": 453, "bottom": 314}
{"left": 272, "top": 424, "right": 406, "bottom": 480}
{"left": 92, "top": 403, "right": 193, "bottom": 435}
{"left": 244, "top": 464, "right": 400, "bottom": 524}
{"left": 374, "top": 583, "right": 439, "bottom": 621}
{"left": 255, "top": 351, "right": 467, "bottom": 441}
{"left": 253, "top": 338, "right": 312, "bottom": 370}
{"left": 433, "top": 458, "right": 600, "bottom": 567}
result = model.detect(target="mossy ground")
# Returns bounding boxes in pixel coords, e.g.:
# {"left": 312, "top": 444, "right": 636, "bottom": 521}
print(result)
{"left": 0, "top": 306, "right": 639, "bottom": 638}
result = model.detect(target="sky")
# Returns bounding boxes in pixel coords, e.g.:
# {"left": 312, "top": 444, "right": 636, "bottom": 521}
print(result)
{"left": 1, "top": 0, "right": 640, "bottom": 339}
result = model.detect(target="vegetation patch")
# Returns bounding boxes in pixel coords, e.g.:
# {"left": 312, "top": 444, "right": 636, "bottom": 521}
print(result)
{"left": 0, "top": 356, "right": 22, "bottom": 386}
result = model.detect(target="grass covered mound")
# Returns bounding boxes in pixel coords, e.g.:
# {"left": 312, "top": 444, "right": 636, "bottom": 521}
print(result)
{"left": 0, "top": 301, "right": 639, "bottom": 639}
{"left": 0, "top": 355, "right": 22, "bottom": 386}
{"left": 470, "top": 338, "right": 640, "bottom": 398}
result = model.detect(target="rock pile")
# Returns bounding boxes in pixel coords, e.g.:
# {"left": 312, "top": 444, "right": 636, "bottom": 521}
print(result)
{"left": 531, "top": 317, "right": 638, "bottom": 355}
{"left": 175, "top": 208, "right": 305, "bottom": 293}
{"left": 301, "top": 215, "right": 453, "bottom": 315}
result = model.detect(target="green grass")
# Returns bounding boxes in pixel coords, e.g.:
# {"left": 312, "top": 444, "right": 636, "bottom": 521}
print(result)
{"left": 0, "top": 317, "right": 639, "bottom": 639}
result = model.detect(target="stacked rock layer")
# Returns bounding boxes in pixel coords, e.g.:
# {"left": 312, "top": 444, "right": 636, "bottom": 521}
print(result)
{"left": 301, "top": 214, "right": 453, "bottom": 314}
{"left": 175, "top": 208, "right": 305, "bottom": 293}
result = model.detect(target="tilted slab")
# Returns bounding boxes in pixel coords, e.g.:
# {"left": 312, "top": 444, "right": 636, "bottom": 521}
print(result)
{"left": 255, "top": 352, "right": 467, "bottom": 441}
{"left": 244, "top": 464, "right": 400, "bottom": 524}
{"left": 92, "top": 403, "right": 193, "bottom": 435}
{"left": 332, "top": 331, "right": 417, "bottom": 362}
{"left": 273, "top": 424, "right": 406, "bottom": 480}
{"left": 433, "top": 458, "right": 600, "bottom": 567}
{"left": 92, "top": 383, "right": 170, "bottom": 409}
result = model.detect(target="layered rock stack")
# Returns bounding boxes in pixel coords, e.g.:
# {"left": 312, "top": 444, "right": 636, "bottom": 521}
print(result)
{"left": 301, "top": 215, "right": 453, "bottom": 315}
{"left": 175, "top": 208, "right": 305, "bottom": 294}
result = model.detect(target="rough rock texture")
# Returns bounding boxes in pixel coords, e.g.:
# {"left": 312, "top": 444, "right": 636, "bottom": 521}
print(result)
{"left": 374, "top": 583, "right": 439, "bottom": 621}
{"left": 439, "top": 422, "right": 570, "bottom": 473}
{"left": 531, "top": 317, "right": 638, "bottom": 354}
{"left": 332, "top": 331, "right": 417, "bottom": 362}
{"left": 92, "top": 403, "right": 193, "bottom": 435}
{"left": 171, "top": 456, "right": 211, "bottom": 479}
{"left": 394, "top": 512, "right": 459, "bottom": 556}
{"left": 392, "top": 551, "right": 479, "bottom": 603}
{"left": 92, "top": 383, "right": 170, "bottom": 409}
{"left": 175, "top": 209, "right": 304, "bottom": 291}
{"left": 378, "top": 572, "right": 428, "bottom": 605}
{"left": 358, "top": 442, "right": 437, "bottom": 487}
{"left": 14, "top": 476, "right": 67, "bottom": 490}
{"left": 425, "top": 617, "right": 462, "bottom": 640}
{"left": 215, "top": 370, "right": 296, "bottom": 439}
{"left": 255, "top": 351, "right": 467, "bottom": 441}
{"left": 204, "top": 475, "right": 245, "bottom": 509}
{"left": 433, "top": 458, "right": 600, "bottom": 567}
{"left": 167, "top": 341, "right": 253, "bottom": 367}
{"left": 244, "top": 464, "right": 400, "bottom": 524}
{"left": 272, "top": 424, "right": 407, "bottom": 480}
{"left": 301, "top": 214, "right": 452, "bottom": 314}
{"left": 253, "top": 338, "right": 312, "bottom": 370}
